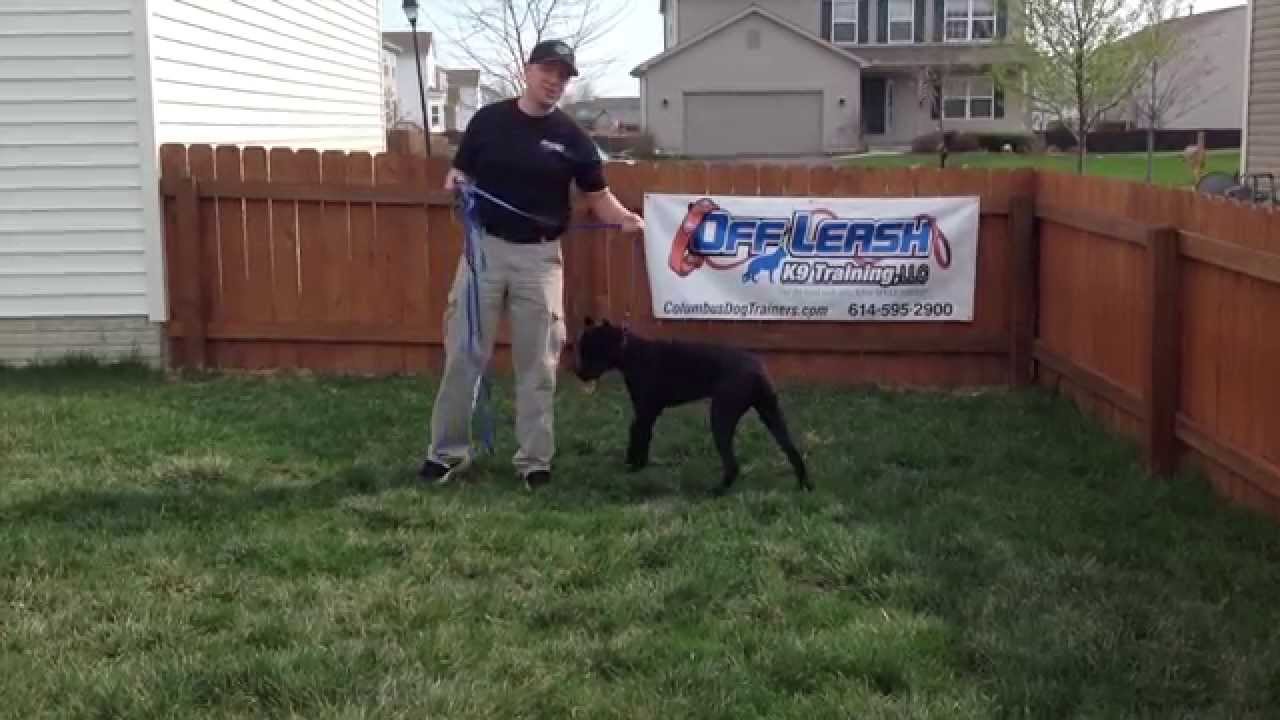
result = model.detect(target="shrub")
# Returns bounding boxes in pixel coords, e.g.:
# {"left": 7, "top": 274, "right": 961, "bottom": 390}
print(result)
{"left": 910, "top": 131, "right": 981, "bottom": 153}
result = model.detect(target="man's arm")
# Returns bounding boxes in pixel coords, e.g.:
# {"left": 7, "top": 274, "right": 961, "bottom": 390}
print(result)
{"left": 583, "top": 187, "right": 645, "bottom": 233}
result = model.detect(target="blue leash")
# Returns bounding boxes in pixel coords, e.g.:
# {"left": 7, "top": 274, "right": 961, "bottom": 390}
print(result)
{"left": 456, "top": 183, "right": 496, "bottom": 455}
{"left": 453, "top": 181, "right": 622, "bottom": 457}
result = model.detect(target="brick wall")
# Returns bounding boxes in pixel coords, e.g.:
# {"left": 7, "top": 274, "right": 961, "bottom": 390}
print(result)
{"left": 0, "top": 317, "right": 165, "bottom": 368}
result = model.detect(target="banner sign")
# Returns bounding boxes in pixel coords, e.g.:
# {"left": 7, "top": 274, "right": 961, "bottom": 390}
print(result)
{"left": 642, "top": 193, "right": 980, "bottom": 322}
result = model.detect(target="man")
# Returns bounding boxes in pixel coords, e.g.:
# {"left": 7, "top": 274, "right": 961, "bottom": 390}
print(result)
{"left": 418, "top": 39, "right": 645, "bottom": 490}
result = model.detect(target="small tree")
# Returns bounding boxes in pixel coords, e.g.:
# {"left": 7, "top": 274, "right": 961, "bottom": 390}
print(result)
{"left": 917, "top": 62, "right": 955, "bottom": 169}
{"left": 998, "top": 0, "right": 1146, "bottom": 174}
{"left": 1130, "top": 0, "right": 1214, "bottom": 182}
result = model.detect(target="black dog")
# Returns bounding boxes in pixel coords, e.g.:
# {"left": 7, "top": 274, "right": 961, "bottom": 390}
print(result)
{"left": 572, "top": 318, "right": 810, "bottom": 495}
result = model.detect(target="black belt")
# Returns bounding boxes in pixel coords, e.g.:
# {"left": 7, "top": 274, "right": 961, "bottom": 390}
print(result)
{"left": 484, "top": 224, "right": 559, "bottom": 244}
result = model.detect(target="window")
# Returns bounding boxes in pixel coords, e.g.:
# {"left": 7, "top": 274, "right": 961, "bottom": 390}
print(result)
{"left": 942, "top": 77, "right": 994, "bottom": 119}
{"left": 888, "top": 0, "right": 914, "bottom": 43}
{"left": 833, "top": 0, "right": 858, "bottom": 43}
{"left": 430, "top": 104, "right": 442, "bottom": 127}
{"left": 945, "top": 0, "right": 995, "bottom": 42}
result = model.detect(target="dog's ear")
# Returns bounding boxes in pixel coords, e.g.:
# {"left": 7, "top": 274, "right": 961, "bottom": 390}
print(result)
{"left": 601, "top": 318, "right": 612, "bottom": 327}
{"left": 583, "top": 316, "right": 594, "bottom": 327}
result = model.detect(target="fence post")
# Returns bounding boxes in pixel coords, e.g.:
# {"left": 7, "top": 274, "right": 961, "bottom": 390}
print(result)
{"left": 176, "top": 176, "right": 207, "bottom": 370}
{"left": 1145, "top": 226, "right": 1181, "bottom": 476}
{"left": 1007, "top": 194, "right": 1037, "bottom": 386}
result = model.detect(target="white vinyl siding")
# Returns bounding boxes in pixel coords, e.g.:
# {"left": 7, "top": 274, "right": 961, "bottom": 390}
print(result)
{"left": 0, "top": 0, "right": 151, "bottom": 318}
{"left": 1246, "top": 0, "right": 1280, "bottom": 174}
{"left": 148, "top": 0, "right": 385, "bottom": 151}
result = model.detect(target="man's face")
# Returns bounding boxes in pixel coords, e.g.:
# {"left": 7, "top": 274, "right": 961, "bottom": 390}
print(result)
{"left": 525, "top": 61, "right": 572, "bottom": 108}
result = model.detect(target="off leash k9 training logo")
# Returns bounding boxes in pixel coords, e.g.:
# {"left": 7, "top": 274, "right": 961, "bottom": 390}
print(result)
{"left": 666, "top": 196, "right": 953, "bottom": 287}
{"left": 643, "top": 193, "right": 980, "bottom": 323}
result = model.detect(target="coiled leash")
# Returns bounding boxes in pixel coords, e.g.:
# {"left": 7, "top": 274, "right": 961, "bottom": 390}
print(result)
{"left": 454, "top": 182, "right": 497, "bottom": 457}
{"left": 452, "top": 180, "right": 626, "bottom": 456}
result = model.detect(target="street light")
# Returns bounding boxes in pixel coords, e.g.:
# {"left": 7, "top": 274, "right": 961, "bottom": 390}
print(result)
{"left": 402, "top": 0, "right": 432, "bottom": 157}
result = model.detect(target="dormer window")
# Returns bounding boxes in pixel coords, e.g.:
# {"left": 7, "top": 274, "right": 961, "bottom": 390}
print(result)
{"left": 945, "top": 0, "right": 995, "bottom": 42}
{"left": 833, "top": 0, "right": 858, "bottom": 42}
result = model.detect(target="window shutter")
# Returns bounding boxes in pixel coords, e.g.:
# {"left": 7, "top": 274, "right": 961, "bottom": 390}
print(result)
{"left": 995, "top": 85, "right": 1005, "bottom": 118}
{"left": 915, "top": 0, "right": 925, "bottom": 42}
{"left": 859, "top": 0, "right": 869, "bottom": 43}
{"left": 931, "top": 80, "right": 940, "bottom": 119}
{"left": 934, "top": 0, "right": 944, "bottom": 41}
{"left": 997, "top": 0, "right": 1007, "bottom": 37}
{"left": 821, "top": 0, "right": 832, "bottom": 41}
{"left": 878, "top": 0, "right": 888, "bottom": 42}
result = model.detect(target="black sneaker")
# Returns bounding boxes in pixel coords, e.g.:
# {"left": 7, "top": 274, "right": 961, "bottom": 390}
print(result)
{"left": 523, "top": 470, "right": 551, "bottom": 490}
{"left": 417, "top": 458, "right": 456, "bottom": 484}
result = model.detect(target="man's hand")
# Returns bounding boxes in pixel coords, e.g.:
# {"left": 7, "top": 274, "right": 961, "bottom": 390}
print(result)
{"left": 585, "top": 188, "right": 645, "bottom": 234}
{"left": 618, "top": 209, "right": 645, "bottom": 234}
{"left": 444, "top": 168, "right": 469, "bottom": 192}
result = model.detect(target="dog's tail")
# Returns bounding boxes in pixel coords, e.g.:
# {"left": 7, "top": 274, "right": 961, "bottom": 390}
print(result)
{"left": 752, "top": 378, "right": 811, "bottom": 490}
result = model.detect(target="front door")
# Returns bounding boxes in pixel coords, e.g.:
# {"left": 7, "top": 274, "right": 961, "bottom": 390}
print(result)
{"left": 861, "top": 78, "right": 886, "bottom": 135}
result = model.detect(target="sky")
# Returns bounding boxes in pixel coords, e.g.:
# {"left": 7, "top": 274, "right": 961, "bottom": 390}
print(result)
{"left": 381, "top": 0, "right": 1246, "bottom": 99}
{"left": 380, "top": 0, "right": 663, "bottom": 98}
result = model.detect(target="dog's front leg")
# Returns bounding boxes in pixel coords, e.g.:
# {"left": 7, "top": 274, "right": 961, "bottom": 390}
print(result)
{"left": 626, "top": 408, "right": 659, "bottom": 471}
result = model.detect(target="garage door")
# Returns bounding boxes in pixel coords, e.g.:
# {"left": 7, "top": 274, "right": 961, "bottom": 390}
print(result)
{"left": 684, "top": 91, "right": 823, "bottom": 156}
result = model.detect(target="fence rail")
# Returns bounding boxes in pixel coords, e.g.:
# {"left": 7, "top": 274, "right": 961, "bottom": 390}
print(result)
{"left": 155, "top": 137, "right": 1280, "bottom": 521}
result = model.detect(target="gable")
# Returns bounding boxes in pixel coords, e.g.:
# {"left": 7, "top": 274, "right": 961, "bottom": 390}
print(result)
{"left": 632, "top": 5, "right": 866, "bottom": 76}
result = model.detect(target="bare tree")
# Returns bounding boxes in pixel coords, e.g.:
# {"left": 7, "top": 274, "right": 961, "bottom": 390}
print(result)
{"left": 424, "top": 0, "right": 626, "bottom": 99}
{"left": 916, "top": 51, "right": 960, "bottom": 169}
{"left": 561, "top": 77, "right": 598, "bottom": 106}
{"left": 997, "top": 0, "right": 1146, "bottom": 174}
{"left": 1130, "top": 0, "right": 1216, "bottom": 182}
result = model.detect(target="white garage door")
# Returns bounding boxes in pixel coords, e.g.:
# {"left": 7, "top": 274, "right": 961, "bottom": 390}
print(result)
{"left": 684, "top": 91, "right": 823, "bottom": 157}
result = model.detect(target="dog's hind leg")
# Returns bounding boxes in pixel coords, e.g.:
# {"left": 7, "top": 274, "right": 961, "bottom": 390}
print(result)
{"left": 753, "top": 383, "right": 811, "bottom": 491}
{"left": 709, "top": 391, "right": 751, "bottom": 496}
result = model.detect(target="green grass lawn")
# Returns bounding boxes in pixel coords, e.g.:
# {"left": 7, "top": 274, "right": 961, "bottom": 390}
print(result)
{"left": 4, "top": 360, "right": 1280, "bottom": 718}
{"left": 843, "top": 150, "right": 1241, "bottom": 187}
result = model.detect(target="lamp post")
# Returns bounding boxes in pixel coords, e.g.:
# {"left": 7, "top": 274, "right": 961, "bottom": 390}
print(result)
{"left": 402, "top": 0, "right": 432, "bottom": 157}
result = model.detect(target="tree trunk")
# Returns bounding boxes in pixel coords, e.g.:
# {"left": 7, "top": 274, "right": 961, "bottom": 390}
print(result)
{"left": 1145, "top": 61, "right": 1159, "bottom": 184}
{"left": 1145, "top": 127, "right": 1155, "bottom": 183}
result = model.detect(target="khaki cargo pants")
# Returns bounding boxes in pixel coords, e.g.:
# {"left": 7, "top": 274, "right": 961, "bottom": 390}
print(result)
{"left": 426, "top": 229, "right": 567, "bottom": 476}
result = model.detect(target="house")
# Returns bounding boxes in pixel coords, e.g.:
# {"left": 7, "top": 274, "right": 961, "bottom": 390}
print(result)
{"left": 564, "top": 97, "right": 644, "bottom": 133}
{"left": 382, "top": 30, "right": 447, "bottom": 134}
{"left": 1107, "top": 5, "right": 1248, "bottom": 132}
{"left": 631, "top": 0, "right": 1027, "bottom": 157}
{"left": 1242, "top": 0, "right": 1280, "bottom": 176}
{"left": 1, "top": 0, "right": 387, "bottom": 368}
{"left": 444, "top": 69, "right": 482, "bottom": 132}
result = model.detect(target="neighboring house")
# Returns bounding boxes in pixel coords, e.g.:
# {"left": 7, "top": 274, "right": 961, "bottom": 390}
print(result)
{"left": 382, "top": 30, "right": 447, "bottom": 134}
{"left": 445, "top": 69, "right": 505, "bottom": 130}
{"left": 1, "top": 0, "right": 386, "bottom": 367}
{"left": 1242, "top": 0, "right": 1280, "bottom": 176}
{"left": 565, "top": 97, "right": 643, "bottom": 133}
{"left": 632, "top": 0, "right": 1027, "bottom": 157}
{"left": 1106, "top": 5, "right": 1247, "bottom": 131}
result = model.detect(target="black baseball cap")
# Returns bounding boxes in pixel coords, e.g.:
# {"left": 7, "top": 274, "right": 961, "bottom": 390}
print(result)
{"left": 528, "top": 39, "right": 578, "bottom": 76}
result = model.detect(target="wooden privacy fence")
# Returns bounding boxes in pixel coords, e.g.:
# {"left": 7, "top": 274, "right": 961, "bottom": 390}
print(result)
{"left": 156, "top": 139, "right": 1280, "bottom": 520}
{"left": 1031, "top": 172, "right": 1280, "bottom": 519}
{"left": 157, "top": 141, "right": 1036, "bottom": 386}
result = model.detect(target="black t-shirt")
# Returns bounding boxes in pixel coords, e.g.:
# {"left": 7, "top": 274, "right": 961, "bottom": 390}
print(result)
{"left": 453, "top": 99, "right": 607, "bottom": 241}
